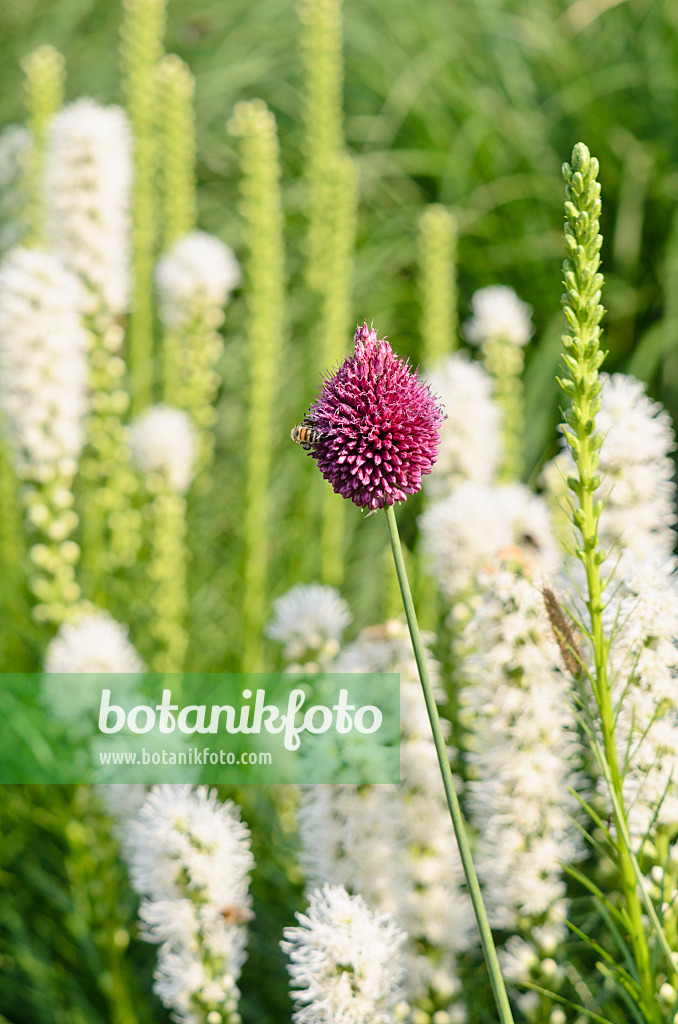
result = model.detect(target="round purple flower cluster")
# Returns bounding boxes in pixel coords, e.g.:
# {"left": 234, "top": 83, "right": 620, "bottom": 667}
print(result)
{"left": 306, "top": 322, "right": 444, "bottom": 510}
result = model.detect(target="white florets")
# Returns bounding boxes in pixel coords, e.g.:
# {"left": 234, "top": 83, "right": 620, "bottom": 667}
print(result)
{"left": 0, "top": 247, "right": 88, "bottom": 478}
{"left": 42, "top": 609, "right": 143, "bottom": 726}
{"left": 282, "top": 883, "right": 407, "bottom": 1024}
{"left": 129, "top": 405, "right": 197, "bottom": 492}
{"left": 461, "top": 569, "right": 582, "bottom": 937}
{"left": 125, "top": 784, "right": 254, "bottom": 909}
{"left": 544, "top": 373, "right": 677, "bottom": 560}
{"left": 464, "top": 285, "right": 533, "bottom": 346}
{"left": 266, "top": 583, "right": 352, "bottom": 665}
{"left": 124, "top": 786, "right": 254, "bottom": 1024}
{"left": 604, "top": 553, "right": 678, "bottom": 841}
{"left": 156, "top": 230, "right": 240, "bottom": 328}
{"left": 419, "top": 481, "right": 560, "bottom": 601}
{"left": 44, "top": 609, "right": 144, "bottom": 674}
{"left": 45, "top": 99, "right": 132, "bottom": 314}
{"left": 424, "top": 352, "right": 500, "bottom": 495}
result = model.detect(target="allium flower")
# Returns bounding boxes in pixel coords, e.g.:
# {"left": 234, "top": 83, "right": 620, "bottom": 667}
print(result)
{"left": 44, "top": 608, "right": 144, "bottom": 674}
{"left": 424, "top": 352, "right": 500, "bottom": 496}
{"left": 129, "top": 404, "right": 197, "bottom": 493}
{"left": 281, "top": 883, "right": 408, "bottom": 1024}
{"left": 266, "top": 583, "right": 352, "bottom": 665}
{"left": 306, "top": 322, "right": 444, "bottom": 510}
{"left": 156, "top": 230, "right": 240, "bottom": 329}
{"left": 0, "top": 247, "right": 88, "bottom": 478}
{"left": 45, "top": 99, "right": 132, "bottom": 315}
{"left": 463, "top": 285, "right": 533, "bottom": 347}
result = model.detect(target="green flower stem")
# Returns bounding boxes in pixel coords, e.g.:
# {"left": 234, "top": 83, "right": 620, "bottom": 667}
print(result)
{"left": 23, "top": 470, "right": 82, "bottom": 624}
{"left": 80, "top": 315, "right": 141, "bottom": 597}
{"left": 21, "top": 45, "right": 65, "bottom": 248}
{"left": 157, "top": 54, "right": 198, "bottom": 413}
{"left": 320, "top": 151, "right": 357, "bottom": 587}
{"left": 418, "top": 204, "right": 458, "bottom": 366}
{"left": 298, "top": 0, "right": 344, "bottom": 296}
{"left": 120, "top": 0, "right": 166, "bottom": 412}
{"left": 158, "top": 53, "right": 196, "bottom": 249}
{"left": 146, "top": 476, "right": 188, "bottom": 672}
{"left": 168, "top": 307, "right": 224, "bottom": 476}
{"left": 559, "top": 143, "right": 661, "bottom": 1023}
{"left": 229, "top": 100, "right": 285, "bottom": 672}
{"left": 482, "top": 335, "right": 524, "bottom": 482}
{"left": 384, "top": 503, "right": 515, "bottom": 1024}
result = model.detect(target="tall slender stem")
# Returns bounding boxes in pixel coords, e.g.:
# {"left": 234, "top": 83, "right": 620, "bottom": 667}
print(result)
{"left": 384, "top": 503, "right": 515, "bottom": 1024}
{"left": 559, "top": 143, "right": 661, "bottom": 1022}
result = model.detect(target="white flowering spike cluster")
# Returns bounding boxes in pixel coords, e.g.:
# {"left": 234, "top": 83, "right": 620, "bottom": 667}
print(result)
{"left": 463, "top": 285, "right": 533, "bottom": 346}
{"left": 45, "top": 99, "right": 132, "bottom": 315}
{"left": 156, "top": 231, "right": 240, "bottom": 472}
{"left": 0, "top": 247, "right": 87, "bottom": 479}
{"left": 419, "top": 480, "right": 560, "bottom": 606}
{"left": 423, "top": 352, "right": 500, "bottom": 496}
{"left": 156, "top": 230, "right": 240, "bottom": 329}
{"left": 44, "top": 608, "right": 144, "bottom": 674}
{"left": 299, "top": 621, "right": 474, "bottom": 1012}
{"left": 130, "top": 404, "right": 197, "bottom": 494}
{"left": 129, "top": 405, "right": 195, "bottom": 670}
{"left": 266, "top": 583, "right": 352, "bottom": 667}
{"left": 42, "top": 608, "right": 144, "bottom": 751}
{"left": 603, "top": 554, "right": 678, "bottom": 843}
{"left": 544, "top": 373, "right": 677, "bottom": 561}
{"left": 43, "top": 99, "right": 140, "bottom": 575}
{"left": 0, "top": 247, "right": 89, "bottom": 621}
{"left": 125, "top": 785, "right": 254, "bottom": 1024}
{"left": 281, "top": 883, "right": 408, "bottom": 1024}
{"left": 460, "top": 568, "right": 582, "bottom": 991}
{"left": 0, "top": 124, "right": 30, "bottom": 252}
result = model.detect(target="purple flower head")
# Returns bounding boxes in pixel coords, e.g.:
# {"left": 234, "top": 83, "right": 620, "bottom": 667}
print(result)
{"left": 306, "top": 322, "right": 444, "bottom": 510}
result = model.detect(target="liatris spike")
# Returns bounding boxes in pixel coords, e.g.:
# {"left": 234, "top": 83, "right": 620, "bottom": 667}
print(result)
{"left": 464, "top": 285, "right": 533, "bottom": 482}
{"left": 281, "top": 883, "right": 409, "bottom": 1024}
{"left": 130, "top": 405, "right": 196, "bottom": 671}
{"left": 120, "top": 0, "right": 167, "bottom": 411}
{"left": 125, "top": 785, "right": 254, "bottom": 1024}
{"left": 21, "top": 45, "right": 65, "bottom": 248}
{"left": 418, "top": 204, "right": 458, "bottom": 366}
{"left": 304, "top": 322, "right": 444, "bottom": 510}
{"left": 45, "top": 98, "right": 141, "bottom": 587}
{"left": 228, "top": 98, "right": 284, "bottom": 671}
{"left": 0, "top": 247, "right": 89, "bottom": 623}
